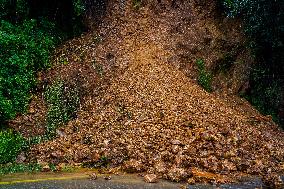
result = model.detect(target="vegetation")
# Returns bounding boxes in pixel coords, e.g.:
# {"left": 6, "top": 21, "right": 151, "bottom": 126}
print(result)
{"left": 0, "top": 163, "right": 42, "bottom": 175}
{"left": 0, "top": 0, "right": 88, "bottom": 127}
{"left": 0, "top": 1, "right": 283, "bottom": 182}
{"left": 0, "top": 20, "right": 56, "bottom": 123}
{"left": 73, "top": 0, "right": 86, "bottom": 16}
{"left": 221, "top": 0, "right": 284, "bottom": 126}
{"left": 92, "top": 59, "right": 104, "bottom": 77}
{"left": 133, "top": 0, "right": 142, "bottom": 9}
{"left": 45, "top": 80, "right": 80, "bottom": 137}
{"left": 0, "top": 0, "right": 86, "bottom": 170}
{"left": 196, "top": 59, "right": 213, "bottom": 92}
{"left": 0, "top": 130, "right": 26, "bottom": 164}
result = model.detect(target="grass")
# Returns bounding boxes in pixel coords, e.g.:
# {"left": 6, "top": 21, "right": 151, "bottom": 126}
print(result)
{"left": 61, "top": 165, "right": 76, "bottom": 172}
{"left": 0, "top": 163, "right": 85, "bottom": 175}
{"left": 0, "top": 163, "right": 42, "bottom": 175}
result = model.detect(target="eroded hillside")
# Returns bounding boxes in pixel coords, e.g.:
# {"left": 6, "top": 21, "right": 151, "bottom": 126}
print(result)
{"left": 9, "top": 0, "right": 284, "bottom": 186}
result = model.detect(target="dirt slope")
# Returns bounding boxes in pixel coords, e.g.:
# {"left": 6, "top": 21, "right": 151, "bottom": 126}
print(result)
{"left": 12, "top": 0, "right": 284, "bottom": 186}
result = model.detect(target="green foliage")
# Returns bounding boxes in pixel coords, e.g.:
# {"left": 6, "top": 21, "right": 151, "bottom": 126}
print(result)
{"left": 0, "top": 163, "right": 42, "bottom": 175}
{"left": 0, "top": 1, "right": 87, "bottom": 171}
{"left": 196, "top": 59, "right": 213, "bottom": 92}
{"left": 99, "top": 155, "right": 110, "bottom": 167}
{"left": 61, "top": 165, "right": 76, "bottom": 172}
{"left": 0, "top": 130, "right": 26, "bottom": 164}
{"left": 222, "top": 0, "right": 248, "bottom": 17}
{"left": 222, "top": 0, "right": 283, "bottom": 53}
{"left": 45, "top": 80, "right": 80, "bottom": 137}
{"left": 48, "top": 163, "right": 57, "bottom": 172}
{"left": 133, "top": 0, "right": 142, "bottom": 9}
{"left": 221, "top": 0, "right": 284, "bottom": 76}
{"left": 0, "top": 0, "right": 93, "bottom": 126}
{"left": 214, "top": 49, "right": 239, "bottom": 74}
{"left": 0, "top": 0, "right": 28, "bottom": 22}
{"left": 92, "top": 59, "right": 104, "bottom": 77}
{"left": 222, "top": 0, "right": 284, "bottom": 126}
{"left": 73, "top": 0, "right": 86, "bottom": 16}
{"left": 0, "top": 20, "right": 56, "bottom": 123}
{"left": 244, "top": 67, "right": 283, "bottom": 124}
{"left": 1, "top": 0, "right": 87, "bottom": 37}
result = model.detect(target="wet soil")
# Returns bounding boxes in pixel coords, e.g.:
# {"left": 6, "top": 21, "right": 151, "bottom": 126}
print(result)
{"left": 7, "top": 0, "right": 284, "bottom": 187}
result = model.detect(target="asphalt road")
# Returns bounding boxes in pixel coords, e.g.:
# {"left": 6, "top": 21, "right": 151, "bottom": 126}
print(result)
{"left": 0, "top": 172, "right": 277, "bottom": 189}
{"left": 0, "top": 173, "right": 183, "bottom": 189}
{"left": 0, "top": 178, "right": 182, "bottom": 189}
{"left": 0, "top": 178, "right": 267, "bottom": 189}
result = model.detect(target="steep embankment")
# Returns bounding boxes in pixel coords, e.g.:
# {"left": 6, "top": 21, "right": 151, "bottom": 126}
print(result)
{"left": 10, "top": 0, "right": 284, "bottom": 186}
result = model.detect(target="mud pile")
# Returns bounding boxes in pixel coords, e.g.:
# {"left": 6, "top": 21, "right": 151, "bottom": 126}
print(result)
{"left": 21, "top": 0, "right": 284, "bottom": 186}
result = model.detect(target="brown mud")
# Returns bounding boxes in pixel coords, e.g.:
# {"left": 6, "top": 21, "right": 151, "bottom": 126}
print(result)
{"left": 8, "top": 0, "right": 284, "bottom": 187}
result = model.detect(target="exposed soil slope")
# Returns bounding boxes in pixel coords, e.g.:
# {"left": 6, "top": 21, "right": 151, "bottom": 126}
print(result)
{"left": 10, "top": 0, "right": 284, "bottom": 186}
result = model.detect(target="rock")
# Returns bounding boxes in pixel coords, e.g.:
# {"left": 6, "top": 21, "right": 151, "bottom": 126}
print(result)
{"left": 171, "top": 140, "right": 181, "bottom": 145}
{"left": 42, "top": 165, "right": 51, "bottom": 172}
{"left": 104, "top": 139, "right": 110, "bottom": 146}
{"left": 222, "top": 159, "right": 237, "bottom": 171}
{"left": 171, "top": 145, "right": 180, "bottom": 154}
{"left": 74, "top": 163, "right": 82, "bottom": 167}
{"left": 51, "top": 151, "right": 62, "bottom": 158}
{"left": 37, "top": 160, "right": 48, "bottom": 166}
{"left": 154, "top": 161, "right": 167, "bottom": 174}
{"left": 237, "top": 162, "right": 249, "bottom": 171}
{"left": 29, "top": 107, "right": 35, "bottom": 114}
{"left": 15, "top": 152, "right": 26, "bottom": 163}
{"left": 144, "top": 174, "right": 158, "bottom": 183}
{"left": 123, "top": 159, "right": 144, "bottom": 173}
{"left": 56, "top": 129, "right": 66, "bottom": 137}
{"left": 104, "top": 175, "right": 112, "bottom": 180}
{"left": 91, "top": 152, "right": 101, "bottom": 162}
{"left": 89, "top": 173, "right": 97, "bottom": 180}
{"left": 167, "top": 167, "right": 188, "bottom": 182}
{"left": 275, "top": 175, "right": 284, "bottom": 188}
{"left": 187, "top": 178, "right": 196, "bottom": 185}
{"left": 124, "top": 120, "right": 131, "bottom": 126}
{"left": 55, "top": 163, "right": 66, "bottom": 171}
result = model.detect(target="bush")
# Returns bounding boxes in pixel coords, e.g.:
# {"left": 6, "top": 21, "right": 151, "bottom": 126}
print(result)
{"left": 222, "top": 0, "right": 283, "bottom": 56}
{"left": 0, "top": 20, "right": 56, "bottom": 123}
{"left": 196, "top": 59, "right": 213, "bottom": 92}
{"left": 245, "top": 66, "right": 283, "bottom": 123}
{"left": 0, "top": 0, "right": 105, "bottom": 126}
{"left": 73, "top": 0, "right": 86, "bottom": 16}
{"left": 0, "top": 130, "right": 26, "bottom": 164}
{"left": 45, "top": 80, "right": 80, "bottom": 137}
{"left": 0, "top": 0, "right": 86, "bottom": 126}
{"left": 0, "top": 163, "right": 42, "bottom": 175}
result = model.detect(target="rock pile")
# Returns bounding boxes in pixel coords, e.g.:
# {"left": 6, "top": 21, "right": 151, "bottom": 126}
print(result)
{"left": 26, "top": 0, "right": 284, "bottom": 187}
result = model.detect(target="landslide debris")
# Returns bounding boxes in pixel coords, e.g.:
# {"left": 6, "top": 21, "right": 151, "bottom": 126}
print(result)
{"left": 11, "top": 0, "right": 284, "bottom": 186}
